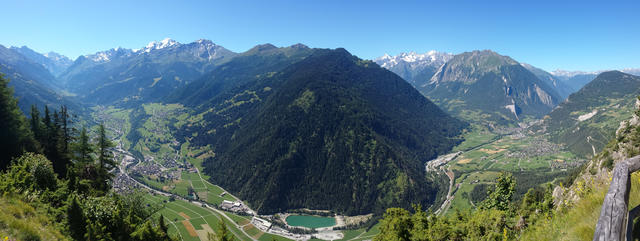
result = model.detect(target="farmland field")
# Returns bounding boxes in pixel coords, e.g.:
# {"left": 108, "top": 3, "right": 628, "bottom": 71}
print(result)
{"left": 144, "top": 194, "right": 255, "bottom": 241}
{"left": 435, "top": 124, "right": 587, "bottom": 215}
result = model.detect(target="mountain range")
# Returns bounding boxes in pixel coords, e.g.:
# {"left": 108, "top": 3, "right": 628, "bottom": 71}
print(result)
{"left": 2, "top": 38, "right": 640, "bottom": 215}
{"left": 0, "top": 44, "right": 78, "bottom": 113}
{"left": 10, "top": 46, "right": 73, "bottom": 78}
{"left": 57, "top": 38, "right": 237, "bottom": 106}
{"left": 376, "top": 50, "right": 561, "bottom": 125}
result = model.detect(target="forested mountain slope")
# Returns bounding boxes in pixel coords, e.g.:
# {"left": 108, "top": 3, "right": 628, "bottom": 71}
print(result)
{"left": 171, "top": 47, "right": 467, "bottom": 215}
{"left": 543, "top": 71, "right": 640, "bottom": 158}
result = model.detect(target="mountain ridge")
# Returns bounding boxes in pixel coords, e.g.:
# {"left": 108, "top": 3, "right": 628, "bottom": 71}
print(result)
{"left": 169, "top": 47, "right": 467, "bottom": 214}
{"left": 543, "top": 70, "right": 640, "bottom": 158}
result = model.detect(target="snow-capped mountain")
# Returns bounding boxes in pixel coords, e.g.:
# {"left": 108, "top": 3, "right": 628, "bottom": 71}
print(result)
{"left": 83, "top": 47, "right": 134, "bottom": 62}
{"left": 376, "top": 51, "right": 452, "bottom": 69}
{"left": 374, "top": 51, "right": 453, "bottom": 88}
{"left": 59, "top": 38, "right": 238, "bottom": 104}
{"left": 80, "top": 38, "right": 231, "bottom": 64}
{"left": 135, "top": 38, "right": 180, "bottom": 53}
{"left": 550, "top": 68, "right": 639, "bottom": 91}
{"left": 10, "top": 46, "right": 73, "bottom": 77}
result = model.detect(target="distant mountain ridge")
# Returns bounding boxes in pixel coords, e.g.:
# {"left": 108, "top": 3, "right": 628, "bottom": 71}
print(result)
{"left": 520, "top": 63, "right": 575, "bottom": 99}
{"left": 58, "top": 38, "right": 238, "bottom": 105}
{"left": 10, "top": 46, "right": 73, "bottom": 78}
{"left": 421, "top": 50, "right": 562, "bottom": 124}
{"left": 0, "top": 44, "right": 78, "bottom": 113}
{"left": 374, "top": 51, "right": 453, "bottom": 88}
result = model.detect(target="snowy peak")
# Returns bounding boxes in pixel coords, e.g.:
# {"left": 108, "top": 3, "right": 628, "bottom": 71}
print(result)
{"left": 84, "top": 47, "right": 134, "bottom": 62}
{"left": 139, "top": 38, "right": 181, "bottom": 53}
{"left": 374, "top": 50, "right": 453, "bottom": 69}
{"left": 79, "top": 38, "right": 237, "bottom": 65}
{"left": 153, "top": 38, "right": 179, "bottom": 49}
{"left": 43, "top": 51, "right": 73, "bottom": 63}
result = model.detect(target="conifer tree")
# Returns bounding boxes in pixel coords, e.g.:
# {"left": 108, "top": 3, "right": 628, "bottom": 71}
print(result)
{"left": 0, "top": 72, "right": 37, "bottom": 169}
{"left": 74, "top": 126, "right": 96, "bottom": 193}
{"left": 29, "top": 105, "right": 44, "bottom": 150}
{"left": 66, "top": 195, "right": 87, "bottom": 240}
{"left": 97, "top": 123, "right": 115, "bottom": 192}
{"left": 76, "top": 127, "right": 93, "bottom": 164}
{"left": 59, "top": 106, "right": 73, "bottom": 158}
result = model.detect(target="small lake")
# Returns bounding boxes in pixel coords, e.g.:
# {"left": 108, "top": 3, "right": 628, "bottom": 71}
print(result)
{"left": 285, "top": 215, "right": 336, "bottom": 229}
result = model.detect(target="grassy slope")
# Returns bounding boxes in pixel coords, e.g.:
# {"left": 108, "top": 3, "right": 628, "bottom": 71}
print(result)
{"left": 522, "top": 173, "right": 640, "bottom": 240}
{"left": 0, "top": 196, "right": 68, "bottom": 241}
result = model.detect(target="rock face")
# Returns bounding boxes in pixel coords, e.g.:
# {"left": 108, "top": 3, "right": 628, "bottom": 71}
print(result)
{"left": 521, "top": 63, "right": 576, "bottom": 100}
{"left": 420, "top": 50, "right": 562, "bottom": 125}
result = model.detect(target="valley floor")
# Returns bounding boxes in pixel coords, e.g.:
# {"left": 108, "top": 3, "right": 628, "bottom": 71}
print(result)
{"left": 428, "top": 124, "right": 586, "bottom": 215}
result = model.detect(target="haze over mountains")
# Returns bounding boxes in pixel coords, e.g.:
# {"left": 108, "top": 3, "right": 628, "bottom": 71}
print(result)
{"left": 0, "top": 44, "right": 77, "bottom": 113}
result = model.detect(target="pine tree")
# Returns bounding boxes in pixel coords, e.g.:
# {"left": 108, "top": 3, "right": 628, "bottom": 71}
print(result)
{"left": 29, "top": 105, "right": 44, "bottom": 151}
{"left": 374, "top": 208, "right": 412, "bottom": 241}
{"left": 59, "top": 105, "right": 73, "bottom": 159}
{"left": 74, "top": 126, "right": 96, "bottom": 193}
{"left": 66, "top": 195, "right": 87, "bottom": 240}
{"left": 97, "top": 123, "right": 115, "bottom": 192}
{"left": 53, "top": 105, "right": 73, "bottom": 178}
{"left": 75, "top": 127, "right": 93, "bottom": 164}
{"left": 0, "top": 72, "right": 37, "bottom": 169}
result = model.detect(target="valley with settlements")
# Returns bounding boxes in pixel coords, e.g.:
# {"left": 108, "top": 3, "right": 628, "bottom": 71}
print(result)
{"left": 1, "top": 1, "right": 640, "bottom": 241}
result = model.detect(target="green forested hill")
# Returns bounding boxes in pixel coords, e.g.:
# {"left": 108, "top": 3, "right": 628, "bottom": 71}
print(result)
{"left": 544, "top": 71, "right": 640, "bottom": 158}
{"left": 173, "top": 47, "right": 467, "bottom": 215}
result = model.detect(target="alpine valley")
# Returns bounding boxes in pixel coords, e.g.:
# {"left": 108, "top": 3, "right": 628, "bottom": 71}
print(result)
{"left": 1, "top": 37, "right": 640, "bottom": 241}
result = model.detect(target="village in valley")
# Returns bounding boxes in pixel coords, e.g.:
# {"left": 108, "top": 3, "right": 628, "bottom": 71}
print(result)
{"left": 98, "top": 105, "right": 378, "bottom": 241}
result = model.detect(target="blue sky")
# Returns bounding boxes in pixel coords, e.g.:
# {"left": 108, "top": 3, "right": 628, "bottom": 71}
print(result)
{"left": 2, "top": 0, "right": 639, "bottom": 71}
